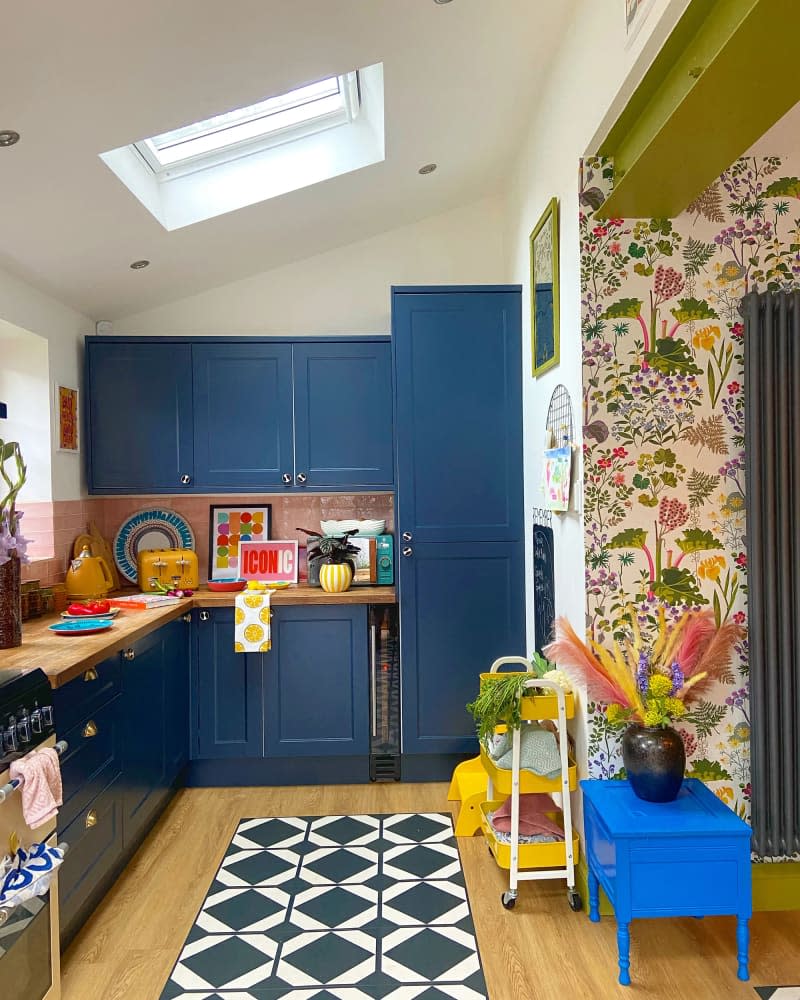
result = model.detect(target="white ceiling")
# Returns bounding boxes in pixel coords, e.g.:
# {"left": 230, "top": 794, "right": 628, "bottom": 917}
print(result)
{"left": 0, "top": 0, "right": 576, "bottom": 320}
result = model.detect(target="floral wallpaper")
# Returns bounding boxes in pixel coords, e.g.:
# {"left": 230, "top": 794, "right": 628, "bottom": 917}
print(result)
{"left": 579, "top": 153, "right": 800, "bottom": 823}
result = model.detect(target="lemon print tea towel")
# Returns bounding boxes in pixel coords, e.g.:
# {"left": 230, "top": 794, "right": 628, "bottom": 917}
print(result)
{"left": 234, "top": 590, "right": 272, "bottom": 652}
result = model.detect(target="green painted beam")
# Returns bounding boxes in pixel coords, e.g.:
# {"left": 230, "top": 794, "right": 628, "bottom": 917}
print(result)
{"left": 598, "top": 0, "right": 800, "bottom": 219}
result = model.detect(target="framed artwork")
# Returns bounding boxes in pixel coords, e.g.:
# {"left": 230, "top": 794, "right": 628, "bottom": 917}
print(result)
{"left": 530, "top": 197, "right": 560, "bottom": 377}
{"left": 55, "top": 385, "right": 79, "bottom": 453}
{"left": 625, "top": 0, "right": 656, "bottom": 46}
{"left": 208, "top": 504, "right": 271, "bottom": 580}
{"left": 240, "top": 540, "right": 298, "bottom": 584}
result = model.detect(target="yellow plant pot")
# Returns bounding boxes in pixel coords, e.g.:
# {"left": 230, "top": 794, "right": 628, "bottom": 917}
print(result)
{"left": 319, "top": 562, "right": 353, "bottom": 593}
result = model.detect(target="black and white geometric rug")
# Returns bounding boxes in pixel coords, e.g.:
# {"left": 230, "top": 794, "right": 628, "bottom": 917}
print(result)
{"left": 755, "top": 989, "right": 800, "bottom": 999}
{"left": 159, "top": 813, "right": 488, "bottom": 999}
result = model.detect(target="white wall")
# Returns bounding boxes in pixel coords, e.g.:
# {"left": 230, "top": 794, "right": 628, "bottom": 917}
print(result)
{"left": 112, "top": 196, "right": 506, "bottom": 335}
{"left": 504, "top": 0, "right": 691, "bottom": 808}
{"left": 0, "top": 265, "right": 92, "bottom": 501}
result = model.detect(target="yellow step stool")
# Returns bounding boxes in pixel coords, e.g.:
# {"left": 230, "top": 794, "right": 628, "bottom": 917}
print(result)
{"left": 448, "top": 756, "right": 488, "bottom": 837}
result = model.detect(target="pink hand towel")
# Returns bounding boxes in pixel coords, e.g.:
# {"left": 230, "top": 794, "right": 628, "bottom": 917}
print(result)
{"left": 491, "top": 793, "right": 564, "bottom": 838}
{"left": 9, "top": 747, "right": 63, "bottom": 829}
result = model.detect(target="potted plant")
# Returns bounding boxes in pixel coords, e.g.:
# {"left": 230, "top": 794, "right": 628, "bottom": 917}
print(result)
{"left": 544, "top": 609, "right": 742, "bottom": 802}
{"left": 0, "top": 439, "right": 29, "bottom": 649}
{"left": 298, "top": 528, "right": 360, "bottom": 593}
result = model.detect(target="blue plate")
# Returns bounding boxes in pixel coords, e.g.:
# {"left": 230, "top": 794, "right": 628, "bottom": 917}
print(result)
{"left": 113, "top": 508, "right": 195, "bottom": 584}
{"left": 48, "top": 620, "right": 114, "bottom": 636}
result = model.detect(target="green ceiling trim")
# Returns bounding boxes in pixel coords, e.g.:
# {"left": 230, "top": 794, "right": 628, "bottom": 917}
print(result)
{"left": 597, "top": 0, "right": 800, "bottom": 219}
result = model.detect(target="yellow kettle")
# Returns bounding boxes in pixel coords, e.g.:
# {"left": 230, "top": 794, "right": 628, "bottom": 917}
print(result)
{"left": 66, "top": 545, "right": 115, "bottom": 599}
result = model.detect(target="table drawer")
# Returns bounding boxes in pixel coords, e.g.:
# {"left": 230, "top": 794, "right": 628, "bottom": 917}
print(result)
{"left": 58, "top": 776, "right": 124, "bottom": 941}
{"left": 59, "top": 697, "right": 122, "bottom": 832}
{"left": 54, "top": 654, "right": 121, "bottom": 734}
{"left": 630, "top": 845, "right": 744, "bottom": 915}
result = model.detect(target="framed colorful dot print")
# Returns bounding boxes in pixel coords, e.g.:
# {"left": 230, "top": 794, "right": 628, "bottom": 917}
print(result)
{"left": 208, "top": 504, "right": 272, "bottom": 581}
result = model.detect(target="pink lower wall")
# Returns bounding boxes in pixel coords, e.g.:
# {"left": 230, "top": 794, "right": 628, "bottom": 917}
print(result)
{"left": 19, "top": 493, "right": 394, "bottom": 587}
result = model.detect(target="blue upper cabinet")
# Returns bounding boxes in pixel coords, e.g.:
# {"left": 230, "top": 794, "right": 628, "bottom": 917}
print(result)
{"left": 193, "top": 342, "right": 294, "bottom": 489}
{"left": 85, "top": 336, "right": 393, "bottom": 493}
{"left": 392, "top": 287, "right": 526, "bottom": 758}
{"left": 264, "top": 605, "right": 369, "bottom": 758}
{"left": 86, "top": 340, "right": 193, "bottom": 493}
{"left": 292, "top": 342, "right": 394, "bottom": 489}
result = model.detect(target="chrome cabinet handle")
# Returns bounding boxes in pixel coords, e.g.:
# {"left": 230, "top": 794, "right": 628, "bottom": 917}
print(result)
{"left": 182, "top": 613, "right": 192, "bottom": 623}
{"left": 199, "top": 611, "right": 211, "bottom": 622}
{"left": 402, "top": 546, "right": 413, "bottom": 557}
{"left": 122, "top": 648, "right": 135, "bottom": 661}
{"left": 85, "top": 810, "right": 98, "bottom": 829}
{"left": 83, "top": 720, "right": 98, "bottom": 739}
{"left": 402, "top": 531, "right": 412, "bottom": 542}
{"left": 282, "top": 473, "right": 292, "bottom": 485}
{"left": 296, "top": 472, "right": 307, "bottom": 485}
{"left": 83, "top": 668, "right": 98, "bottom": 682}
{"left": 180, "top": 474, "right": 191, "bottom": 485}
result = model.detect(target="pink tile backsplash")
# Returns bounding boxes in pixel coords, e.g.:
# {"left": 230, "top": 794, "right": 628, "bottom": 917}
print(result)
{"left": 16, "top": 492, "right": 393, "bottom": 587}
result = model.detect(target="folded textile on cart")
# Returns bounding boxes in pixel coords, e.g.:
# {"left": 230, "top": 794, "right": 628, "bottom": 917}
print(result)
{"left": 488, "top": 723, "right": 561, "bottom": 778}
{"left": 489, "top": 794, "right": 565, "bottom": 842}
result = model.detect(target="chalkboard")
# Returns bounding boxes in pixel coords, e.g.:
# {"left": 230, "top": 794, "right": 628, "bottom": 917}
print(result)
{"left": 533, "top": 523, "right": 555, "bottom": 654}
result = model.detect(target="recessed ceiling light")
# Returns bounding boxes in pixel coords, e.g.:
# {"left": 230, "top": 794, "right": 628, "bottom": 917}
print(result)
{"left": 418, "top": 163, "right": 437, "bottom": 175}
{"left": 0, "top": 131, "right": 20, "bottom": 147}
{"left": 130, "top": 259, "right": 150, "bottom": 269}
{"left": 433, "top": 0, "right": 454, "bottom": 4}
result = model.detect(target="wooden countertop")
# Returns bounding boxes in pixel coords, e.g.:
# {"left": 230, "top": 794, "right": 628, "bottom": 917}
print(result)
{"left": 0, "top": 584, "right": 396, "bottom": 689}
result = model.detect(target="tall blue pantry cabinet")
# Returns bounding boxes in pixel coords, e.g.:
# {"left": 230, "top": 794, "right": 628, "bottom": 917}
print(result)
{"left": 392, "top": 286, "right": 526, "bottom": 778}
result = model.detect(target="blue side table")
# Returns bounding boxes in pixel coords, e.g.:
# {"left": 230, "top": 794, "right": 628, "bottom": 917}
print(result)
{"left": 581, "top": 778, "right": 752, "bottom": 986}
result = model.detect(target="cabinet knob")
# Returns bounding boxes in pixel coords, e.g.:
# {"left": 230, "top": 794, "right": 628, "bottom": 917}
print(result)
{"left": 83, "top": 720, "right": 98, "bottom": 739}
{"left": 199, "top": 611, "right": 211, "bottom": 622}
{"left": 282, "top": 473, "right": 292, "bottom": 485}
{"left": 83, "top": 668, "right": 99, "bottom": 682}
{"left": 180, "top": 474, "right": 192, "bottom": 485}
{"left": 122, "top": 648, "right": 135, "bottom": 661}
{"left": 296, "top": 472, "right": 307, "bottom": 485}
{"left": 402, "top": 531, "right": 413, "bottom": 542}
{"left": 402, "top": 546, "right": 413, "bottom": 557}
{"left": 182, "top": 612, "right": 192, "bottom": 623}
{"left": 85, "top": 809, "right": 98, "bottom": 829}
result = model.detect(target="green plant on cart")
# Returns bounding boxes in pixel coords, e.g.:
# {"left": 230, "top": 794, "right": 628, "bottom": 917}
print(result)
{"left": 466, "top": 652, "right": 554, "bottom": 747}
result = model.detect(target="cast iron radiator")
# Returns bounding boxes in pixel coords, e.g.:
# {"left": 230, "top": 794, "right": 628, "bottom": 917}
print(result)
{"left": 744, "top": 290, "right": 800, "bottom": 857}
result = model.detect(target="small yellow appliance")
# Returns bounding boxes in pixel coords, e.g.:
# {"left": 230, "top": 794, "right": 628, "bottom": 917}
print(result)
{"left": 138, "top": 548, "right": 199, "bottom": 592}
{"left": 65, "top": 545, "right": 115, "bottom": 599}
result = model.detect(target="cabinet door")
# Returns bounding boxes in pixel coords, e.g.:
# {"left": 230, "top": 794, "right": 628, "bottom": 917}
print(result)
{"left": 86, "top": 340, "right": 193, "bottom": 492}
{"left": 292, "top": 341, "right": 394, "bottom": 488}
{"left": 122, "top": 628, "right": 167, "bottom": 846}
{"left": 164, "top": 616, "right": 191, "bottom": 782}
{"left": 193, "top": 342, "right": 294, "bottom": 489}
{"left": 265, "top": 605, "right": 369, "bottom": 757}
{"left": 399, "top": 541, "right": 525, "bottom": 755}
{"left": 196, "top": 608, "right": 263, "bottom": 758}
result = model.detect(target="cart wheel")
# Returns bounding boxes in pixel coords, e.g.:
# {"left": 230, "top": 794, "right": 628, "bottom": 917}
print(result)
{"left": 501, "top": 891, "right": 517, "bottom": 910}
{"left": 568, "top": 889, "right": 582, "bottom": 912}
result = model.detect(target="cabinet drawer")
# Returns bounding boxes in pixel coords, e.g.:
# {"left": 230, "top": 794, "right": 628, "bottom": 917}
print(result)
{"left": 58, "top": 777, "right": 124, "bottom": 941}
{"left": 59, "top": 697, "right": 122, "bottom": 832}
{"left": 54, "top": 655, "right": 121, "bottom": 735}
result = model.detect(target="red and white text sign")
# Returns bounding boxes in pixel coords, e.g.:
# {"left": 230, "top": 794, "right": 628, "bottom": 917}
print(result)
{"left": 239, "top": 540, "right": 298, "bottom": 584}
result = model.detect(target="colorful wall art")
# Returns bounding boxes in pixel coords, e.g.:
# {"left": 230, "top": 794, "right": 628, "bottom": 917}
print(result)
{"left": 209, "top": 504, "right": 271, "bottom": 580}
{"left": 580, "top": 151, "right": 800, "bottom": 829}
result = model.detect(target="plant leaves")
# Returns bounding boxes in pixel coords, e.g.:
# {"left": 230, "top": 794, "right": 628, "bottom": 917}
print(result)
{"left": 602, "top": 298, "right": 643, "bottom": 320}
{"left": 632, "top": 474, "right": 650, "bottom": 489}
{"left": 764, "top": 176, "right": 800, "bottom": 199}
{"left": 607, "top": 527, "right": 648, "bottom": 549}
{"left": 583, "top": 420, "right": 609, "bottom": 443}
{"left": 675, "top": 528, "right": 724, "bottom": 554}
{"left": 645, "top": 338, "right": 703, "bottom": 376}
{"left": 670, "top": 297, "right": 718, "bottom": 324}
{"left": 652, "top": 567, "right": 708, "bottom": 606}
{"left": 687, "top": 758, "right": 732, "bottom": 781}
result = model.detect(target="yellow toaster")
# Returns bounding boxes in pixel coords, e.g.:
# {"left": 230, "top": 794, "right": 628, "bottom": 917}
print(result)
{"left": 137, "top": 548, "right": 199, "bottom": 592}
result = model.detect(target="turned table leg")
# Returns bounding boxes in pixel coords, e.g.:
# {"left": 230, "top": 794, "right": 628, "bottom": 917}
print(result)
{"left": 736, "top": 916, "right": 750, "bottom": 981}
{"left": 617, "top": 921, "right": 631, "bottom": 986}
{"left": 588, "top": 868, "right": 600, "bottom": 923}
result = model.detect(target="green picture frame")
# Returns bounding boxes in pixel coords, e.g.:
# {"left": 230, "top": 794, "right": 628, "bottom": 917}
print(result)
{"left": 530, "top": 197, "right": 560, "bottom": 377}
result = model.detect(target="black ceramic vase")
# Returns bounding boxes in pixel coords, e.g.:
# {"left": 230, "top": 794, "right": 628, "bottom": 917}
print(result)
{"left": 622, "top": 724, "right": 685, "bottom": 802}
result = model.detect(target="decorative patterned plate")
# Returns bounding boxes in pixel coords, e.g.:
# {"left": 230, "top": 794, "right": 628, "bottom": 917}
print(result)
{"left": 49, "top": 620, "right": 114, "bottom": 636}
{"left": 113, "top": 508, "right": 195, "bottom": 584}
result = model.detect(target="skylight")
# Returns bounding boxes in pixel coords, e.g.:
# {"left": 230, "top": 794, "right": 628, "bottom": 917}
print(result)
{"left": 134, "top": 72, "right": 360, "bottom": 178}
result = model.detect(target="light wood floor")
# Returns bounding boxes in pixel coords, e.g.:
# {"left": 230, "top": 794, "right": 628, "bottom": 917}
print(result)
{"left": 61, "top": 784, "right": 800, "bottom": 1000}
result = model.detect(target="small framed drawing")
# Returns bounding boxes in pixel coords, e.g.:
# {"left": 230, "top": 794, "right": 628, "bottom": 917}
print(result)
{"left": 625, "top": 0, "right": 656, "bottom": 47}
{"left": 55, "top": 385, "right": 79, "bottom": 453}
{"left": 208, "top": 504, "right": 271, "bottom": 580}
{"left": 530, "top": 197, "right": 560, "bottom": 377}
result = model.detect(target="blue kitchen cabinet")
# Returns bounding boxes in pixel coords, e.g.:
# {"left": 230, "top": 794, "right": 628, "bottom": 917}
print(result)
{"left": 192, "top": 342, "right": 294, "bottom": 489}
{"left": 194, "top": 607, "right": 263, "bottom": 758}
{"left": 86, "top": 339, "right": 193, "bottom": 493}
{"left": 392, "top": 287, "right": 526, "bottom": 766}
{"left": 164, "top": 615, "right": 192, "bottom": 781}
{"left": 264, "top": 604, "right": 369, "bottom": 757}
{"left": 292, "top": 341, "right": 394, "bottom": 488}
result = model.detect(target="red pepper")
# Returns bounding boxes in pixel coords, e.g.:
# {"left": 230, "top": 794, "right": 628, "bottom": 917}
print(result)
{"left": 87, "top": 599, "right": 111, "bottom": 614}
{"left": 67, "top": 603, "right": 96, "bottom": 616}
